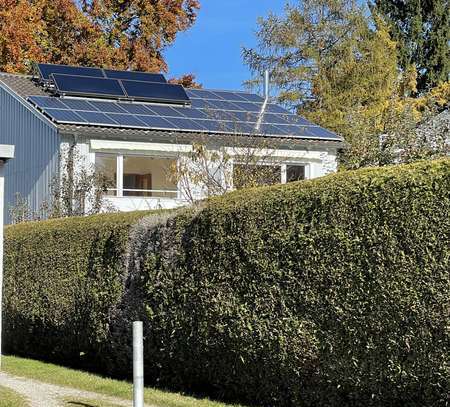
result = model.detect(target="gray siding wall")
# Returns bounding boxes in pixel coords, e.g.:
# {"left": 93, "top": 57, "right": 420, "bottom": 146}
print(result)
{"left": 0, "top": 84, "right": 59, "bottom": 223}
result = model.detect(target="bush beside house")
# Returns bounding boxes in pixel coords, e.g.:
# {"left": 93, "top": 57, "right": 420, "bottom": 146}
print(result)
{"left": 3, "top": 159, "right": 450, "bottom": 407}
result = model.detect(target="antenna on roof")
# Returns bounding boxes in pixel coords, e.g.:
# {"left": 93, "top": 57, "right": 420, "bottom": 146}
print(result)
{"left": 255, "top": 70, "right": 270, "bottom": 132}
{"left": 264, "top": 70, "right": 270, "bottom": 100}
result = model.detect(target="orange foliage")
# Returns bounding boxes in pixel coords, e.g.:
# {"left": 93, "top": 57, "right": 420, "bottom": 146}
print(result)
{"left": 169, "top": 74, "right": 202, "bottom": 89}
{"left": 0, "top": 0, "right": 200, "bottom": 73}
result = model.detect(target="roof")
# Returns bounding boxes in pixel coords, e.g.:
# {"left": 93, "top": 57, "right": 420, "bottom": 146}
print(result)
{"left": 0, "top": 71, "right": 344, "bottom": 147}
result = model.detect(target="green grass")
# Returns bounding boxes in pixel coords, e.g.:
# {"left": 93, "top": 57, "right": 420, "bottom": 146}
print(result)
{"left": 1, "top": 355, "right": 246, "bottom": 407}
{"left": 0, "top": 385, "right": 29, "bottom": 407}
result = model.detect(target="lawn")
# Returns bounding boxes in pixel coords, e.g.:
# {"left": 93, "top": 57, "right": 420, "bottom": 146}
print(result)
{"left": 0, "top": 385, "right": 29, "bottom": 407}
{"left": 1, "top": 355, "right": 245, "bottom": 407}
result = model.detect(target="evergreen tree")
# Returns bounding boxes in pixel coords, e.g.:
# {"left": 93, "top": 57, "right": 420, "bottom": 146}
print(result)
{"left": 372, "top": 0, "right": 450, "bottom": 92}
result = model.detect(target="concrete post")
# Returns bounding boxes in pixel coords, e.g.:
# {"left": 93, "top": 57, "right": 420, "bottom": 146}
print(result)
{"left": 133, "top": 321, "right": 144, "bottom": 407}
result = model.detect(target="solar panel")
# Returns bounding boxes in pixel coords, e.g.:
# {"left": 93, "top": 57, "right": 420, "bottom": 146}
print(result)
{"left": 44, "top": 108, "right": 86, "bottom": 123}
{"left": 194, "top": 120, "right": 231, "bottom": 133}
{"left": 119, "top": 103, "right": 152, "bottom": 115}
{"left": 135, "top": 115, "right": 175, "bottom": 129}
{"left": 208, "top": 90, "right": 249, "bottom": 102}
{"left": 88, "top": 100, "right": 128, "bottom": 113}
{"left": 166, "top": 117, "right": 206, "bottom": 131}
{"left": 238, "top": 93, "right": 265, "bottom": 103}
{"left": 186, "top": 89, "right": 220, "bottom": 100}
{"left": 37, "top": 63, "right": 104, "bottom": 81}
{"left": 121, "top": 80, "right": 190, "bottom": 104}
{"left": 52, "top": 74, "right": 126, "bottom": 98}
{"left": 104, "top": 69, "right": 166, "bottom": 83}
{"left": 60, "top": 99, "right": 96, "bottom": 111}
{"left": 145, "top": 105, "right": 181, "bottom": 117}
{"left": 27, "top": 93, "right": 341, "bottom": 141}
{"left": 266, "top": 104, "right": 289, "bottom": 114}
{"left": 107, "top": 114, "right": 147, "bottom": 127}
{"left": 171, "top": 107, "right": 209, "bottom": 120}
{"left": 232, "top": 102, "right": 263, "bottom": 112}
{"left": 28, "top": 96, "right": 66, "bottom": 109}
{"left": 190, "top": 98, "right": 212, "bottom": 109}
{"left": 76, "top": 111, "right": 119, "bottom": 125}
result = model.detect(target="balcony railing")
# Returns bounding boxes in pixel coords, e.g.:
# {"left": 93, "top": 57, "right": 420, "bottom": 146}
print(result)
{"left": 105, "top": 189, "right": 178, "bottom": 199}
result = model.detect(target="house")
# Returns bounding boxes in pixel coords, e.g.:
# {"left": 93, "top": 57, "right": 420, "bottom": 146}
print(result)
{"left": 0, "top": 64, "right": 344, "bottom": 223}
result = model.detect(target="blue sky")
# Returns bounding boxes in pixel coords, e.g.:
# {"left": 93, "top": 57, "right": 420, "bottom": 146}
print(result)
{"left": 165, "top": 1, "right": 286, "bottom": 92}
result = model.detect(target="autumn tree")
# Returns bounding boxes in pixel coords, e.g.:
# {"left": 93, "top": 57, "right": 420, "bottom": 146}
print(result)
{"left": 243, "top": 0, "right": 449, "bottom": 169}
{"left": 372, "top": 0, "right": 450, "bottom": 92}
{"left": 0, "top": 0, "right": 200, "bottom": 73}
{"left": 169, "top": 73, "right": 202, "bottom": 88}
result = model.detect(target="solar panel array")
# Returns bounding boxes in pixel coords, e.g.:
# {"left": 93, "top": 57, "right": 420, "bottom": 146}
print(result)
{"left": 27, "top": 89, "right": 341, "bottom": 140}
{"left": 36, "top": 63, "right": 189, "bottom": 105}
{"left": 37, "top": 63, "right": 167, "bottom": 83}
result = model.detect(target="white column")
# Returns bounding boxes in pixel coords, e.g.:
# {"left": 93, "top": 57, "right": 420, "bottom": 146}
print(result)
{"left": 133, "top": 321, "right": 144, "bottom": 407}
{"left": 117, "top": 154, "right": 124, "bottom": 197}
{"left": 281, "top": 164, "right": 287, "bottom": 184}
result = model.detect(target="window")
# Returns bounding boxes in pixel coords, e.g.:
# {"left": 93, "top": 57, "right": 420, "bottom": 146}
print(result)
{"left": 233, "top": 164, "right": 281, "bottom": 189}
{"left": 95, "top": 153, "right": 116, "bottom": 196}
{"left": 123, "top": 156, "right": 176, "bottom": 197}
{"left": 95, "top": 153, "right": 177, "bottom": 198}
{"left": 286, "top": 165, "right": 305, "bottom": 182}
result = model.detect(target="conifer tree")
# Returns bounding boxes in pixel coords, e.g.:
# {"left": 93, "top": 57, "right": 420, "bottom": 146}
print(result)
{"left": 372, "top": 0, "right": 450, "bottom": 91}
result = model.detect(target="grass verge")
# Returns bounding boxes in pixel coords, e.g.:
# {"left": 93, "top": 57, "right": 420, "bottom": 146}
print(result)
{"left": 2, "top": 355, "right": 245, "bottom": 407}
{"left": 0, "top": 385, "right": 29, "bottom": 407}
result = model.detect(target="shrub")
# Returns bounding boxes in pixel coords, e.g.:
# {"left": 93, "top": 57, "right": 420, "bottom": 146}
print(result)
{"left": 3, "top": 159, "right": 450, "bottom": 406}
{"left": 3, "top": 211, "right": 150, "bottom": 369}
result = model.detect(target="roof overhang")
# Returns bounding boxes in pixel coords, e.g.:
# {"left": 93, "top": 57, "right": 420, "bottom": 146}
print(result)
{"left": 0, "top": 144, "right": 15, "bottom": 162}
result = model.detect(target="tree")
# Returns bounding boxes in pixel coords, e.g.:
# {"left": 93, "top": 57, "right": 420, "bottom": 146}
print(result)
{"left": 371, "top": 0, "right": 450, "bottom": 92}
{"left": 0, "top": 0, "right": 200, "bottom": 73}
{"left": 169, "top": 73, "right": 202, "bottom": 88}
{"left": 168, "top": 135, "right": 285, "bottom": 204}
{"left": 243, "top": 0, "right": 449, "bottom": 169}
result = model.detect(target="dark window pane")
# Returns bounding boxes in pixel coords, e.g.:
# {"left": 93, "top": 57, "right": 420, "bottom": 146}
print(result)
{"left": 287, "top": 165, "right": 305, "bottom": 182}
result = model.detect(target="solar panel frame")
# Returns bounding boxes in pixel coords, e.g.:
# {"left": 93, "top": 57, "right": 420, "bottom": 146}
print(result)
{"left": 118, "top": 103, "right": 153, "bottom": 115}
{"left": 103, "top": 69, "right": 167, "bottom": 83}
{"left": 37, "top": 63, "right": 105, "bottom": 81}
{"left": 165, "top": 117, "right": 208, "bottom": 132}
{"left": 75, "top": 111, "right": 120, "bottom": 125}
{"left": 43, "top": 108, "right": 87, "bottom": 123}
{"left": 60, "top": 99, "right": 97, "bottom": 111}
{"left": 134, "top": 115, "right": 176, "bottom": 130}
{"left": 52, "top": 74, "right": 126, "bottom": 99}
{"left": 106, "top": 113, "right": 148, "bottom": 127}
{"left": 28, "top": 96, "right": 66, "bottom": 109}
{"left": 88, "top": 100, "right": 128, "bottom": 114}
{"left": 207, "top": 90, "right": 249, "bottom": 102}
{"left": 121, "top": 80, "right": 190, "bottom": 104}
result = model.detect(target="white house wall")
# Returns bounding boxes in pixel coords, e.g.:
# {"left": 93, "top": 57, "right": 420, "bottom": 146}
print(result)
{"left": 82, "top": 137, "right": 339, "bottom": 212}
{"left": 0, "top": 83, "right": 59, "bottom": 223}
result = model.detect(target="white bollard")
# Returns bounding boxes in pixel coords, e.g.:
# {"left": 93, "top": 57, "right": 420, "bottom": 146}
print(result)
{"left": 133, "top": 321, "right": 144, "bottom": 407}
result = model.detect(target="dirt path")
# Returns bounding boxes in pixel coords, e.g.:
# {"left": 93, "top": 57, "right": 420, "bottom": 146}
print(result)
{"left": 0, "top": 371, "right": 154, "bottom": 407}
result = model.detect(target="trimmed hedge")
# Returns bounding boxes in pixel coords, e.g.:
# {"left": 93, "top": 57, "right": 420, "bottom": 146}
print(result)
{"left": 4, "top": 159, "right": 450, "bottom": 406}
{"left": 3, "top": 211, "right": 150, "bottom": 368}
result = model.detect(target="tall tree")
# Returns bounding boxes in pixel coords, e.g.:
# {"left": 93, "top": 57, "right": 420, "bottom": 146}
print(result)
{"left": 0, "top": 0, "right": 200, "bottom": 73}
{"left": 372, "top": 0, "right": 450, "bottom": 92}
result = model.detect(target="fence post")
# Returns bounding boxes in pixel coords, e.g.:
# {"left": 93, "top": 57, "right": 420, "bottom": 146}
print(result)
{"left": 133, "top": 321, "right": 144, "bottom": 407}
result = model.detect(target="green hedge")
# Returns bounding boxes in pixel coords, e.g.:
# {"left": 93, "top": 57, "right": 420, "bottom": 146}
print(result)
{"left": 3, "top": 159, "right": 450, "bottom": 406}
{"left": 3, "top": 211, "right": 150, "bottom": 369}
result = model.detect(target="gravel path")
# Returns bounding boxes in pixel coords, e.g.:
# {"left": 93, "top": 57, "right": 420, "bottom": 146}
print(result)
{"left": 0, "top": 371, "right": 154, "bottom": 407}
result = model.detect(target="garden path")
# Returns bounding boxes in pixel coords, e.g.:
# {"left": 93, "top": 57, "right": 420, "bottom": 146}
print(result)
{"left": 0, "top": 371, "right": 153, "bottom": 407}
